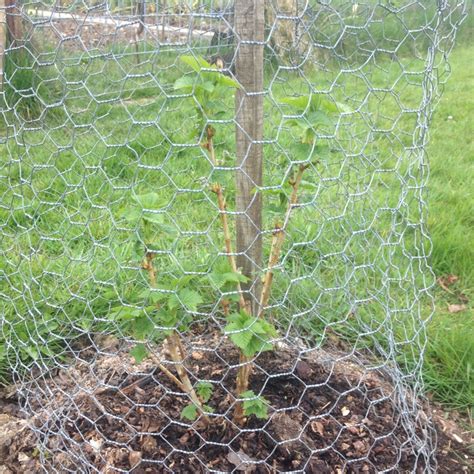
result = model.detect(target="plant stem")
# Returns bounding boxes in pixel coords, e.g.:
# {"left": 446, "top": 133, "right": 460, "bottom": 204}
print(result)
{"left": 258, "top": 163, "right": 309, "bottom": 318}
{"left": 204, "top": 125, "right": 254, "bottom": 423}
{"left": 142, "top": 248, "right": 206, "bottom": 418}
{"left": 206, "top": 126, "right": 247, "bottom": 313}
{"left": 142, "top": 251, "right": 157, "bottom": 287}
{"left": 234, "top": 353, "right": 252, "bottom": 424}
{"left": 168, "top": 332, "right": 208, "bottom": 419}
{"left": 148, "top": 351, "right": 186, "bottom": 391}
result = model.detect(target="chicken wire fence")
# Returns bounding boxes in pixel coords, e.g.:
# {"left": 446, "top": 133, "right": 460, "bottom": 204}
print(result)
{"left": 0, "top": 0, "right": 467, "bottom": 472}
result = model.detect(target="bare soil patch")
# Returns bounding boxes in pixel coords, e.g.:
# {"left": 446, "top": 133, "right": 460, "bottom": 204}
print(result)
{"left": 0, "top": 338, "right": 472, "bottom": 473}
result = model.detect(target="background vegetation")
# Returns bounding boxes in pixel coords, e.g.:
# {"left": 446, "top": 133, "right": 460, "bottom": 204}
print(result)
{"left": 0, "top": 4, "right": 472, "bottom": 413}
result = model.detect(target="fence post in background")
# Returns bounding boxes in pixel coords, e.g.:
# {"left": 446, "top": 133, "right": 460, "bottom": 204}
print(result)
{"left": 0, "top": 0, "right": 5, "bottom": 89}
{"left": 234, "top": 0, "right": 265, "bottom": 315}
{"left": 5, "top": 0, "right": 20, "bottom": 45}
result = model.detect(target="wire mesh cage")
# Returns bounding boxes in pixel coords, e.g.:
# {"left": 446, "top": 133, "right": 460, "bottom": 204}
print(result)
{"left": 0, "top": 0, "right": 467, "bottom": 472}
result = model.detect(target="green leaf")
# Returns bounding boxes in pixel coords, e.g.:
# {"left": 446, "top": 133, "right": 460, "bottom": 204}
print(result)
{"left": 201, "top": 81, "right": 215, "bottom": 93}
{"left": 155, "top": 307, "right": 178, "bottom": 329}
{"left": 229, "top": 329, "right": 254, "bottom": 352}
{"left": 302, "top": 127, "right": 316, "bottom": 145}
{"left": 239, "top": 390, "right": 269, "bottom": 420}
{"left": 109, "top": 306, "right": 141, "bottom": 321}
{"left": 130, "top": 344, "right": 148, "bottom": 363}
{"left": 181, "top": 403, "right": 198, "bottom": 421}
{"left": 224, "top": 312, "right": 276, "bottom": 357}
{"left": 307, "top": 110, "right": 333, "bottom": 128}
{"left": 282, "top": 94, "right": 351, "bottom": 116}
{"left": 172, "top": 274, "right": 196, "bottom": 289}
{"left": 227, "top": 293, "right": 241, "bottom": 303}
{"left": 180, "top": 55, "right": 212, "bottom": 72}
{"left": 139, "top": 289, "right": 168, "bottom": 304}
{"left": 196, "top": 381, "right": 214, "bottom": 402}
{"left": 216, "top": 74, "right": 240, "bottom": 89}
{"left": 179, "top": 288, "right": 202, "bottom": 312}
{"left": 209, "top": 271, "right": 249, "bottom": 289}
{"left": 121, "top": 206, "right": 142, "bottom": 223}
{"left": 132, "top": 192, "right": 165, "bottom": 210}
{"left": 280, "top": 95, "right": 311, "bottom": 111}
{"left": 25, "top": 346, "right": 39, "bottom": 361}
{"left": 168, "top": 289, "right": 202, "bottom": 312}
{"left": 223, "top": 272, "right": 249, "bottom": 284}
{"left": 285, "top": 117, "right": 307, "bottom": 130}
{"left": 133, "top": 315, "right": 154, "bottom": 340}
{"left": 173, "top": 76, "right": 194, "bottom": 93}
{"left": 141, "top": 212, "right": 165, "bottom": 225}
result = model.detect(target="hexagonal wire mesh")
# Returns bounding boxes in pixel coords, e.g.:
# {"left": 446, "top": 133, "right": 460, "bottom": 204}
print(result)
{"left": 0, "top": 0, "right": 467, "bottom": 472}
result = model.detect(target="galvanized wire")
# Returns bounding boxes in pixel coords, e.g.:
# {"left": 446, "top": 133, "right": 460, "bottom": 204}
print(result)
{"left": 0, "top": 0, "right": 467, "bottom": 472}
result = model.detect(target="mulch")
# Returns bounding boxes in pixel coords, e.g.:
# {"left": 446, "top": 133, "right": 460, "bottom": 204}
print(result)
{"left": 0, "top": 337, "right": 472, "bottom": 473}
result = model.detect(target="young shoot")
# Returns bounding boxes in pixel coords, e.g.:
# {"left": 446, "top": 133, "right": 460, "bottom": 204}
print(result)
{"left": 112, "top": 192, "right": 208, "bottom": 418}
{"left": 181, "top": 403, "right": 215, "bottom": 422}
{"left": 239, "top": 390, "right": 269, "bottom": 420}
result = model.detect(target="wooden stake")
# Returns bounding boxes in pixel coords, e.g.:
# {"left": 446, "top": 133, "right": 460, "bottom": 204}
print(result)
{"left": 234, "top": 0, "right": 265, "bottom": 316}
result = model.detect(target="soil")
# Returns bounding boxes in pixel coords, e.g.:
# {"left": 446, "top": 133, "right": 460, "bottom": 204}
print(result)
{"left": 0, "top": 337, "right": 472, "bottom": 473}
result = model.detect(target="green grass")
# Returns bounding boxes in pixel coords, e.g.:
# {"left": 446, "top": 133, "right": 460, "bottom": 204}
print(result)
{"left": 0, "top": 13, "right": 472, "bottom": 413}
{"left": 423, "top": 45, "right": 474, "bottom": 411}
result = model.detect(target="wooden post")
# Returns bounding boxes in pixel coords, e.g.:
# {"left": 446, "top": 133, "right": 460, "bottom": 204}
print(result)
{"left": 5, "top": 0, "right": 19, "bottom": 44}
{"left": 0, "top": 0, "right": 5, "bottom": 89}
{"left": 234, "top": 0, "right": 265, "bottom": 315}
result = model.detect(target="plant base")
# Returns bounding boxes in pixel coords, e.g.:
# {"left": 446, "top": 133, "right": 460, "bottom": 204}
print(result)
{"left": 0, "top": 336, "right": 470, "bottom": 473}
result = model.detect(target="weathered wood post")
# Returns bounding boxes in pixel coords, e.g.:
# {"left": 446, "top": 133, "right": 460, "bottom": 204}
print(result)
{"left": 234, "top": 0, "right": 265, "bottom": 315}
{"left": 0, "top": 0, "right": 5, "bottom": 89}
{"left": 4, "top": 0, "right": 20, "bottom": 44}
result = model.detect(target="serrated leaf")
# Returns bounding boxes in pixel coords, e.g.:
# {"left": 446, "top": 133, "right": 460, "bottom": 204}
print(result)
{"left": 201, "top": 80, "right": 215, "bottom": 93}
{"left": 208, "top": 271, "right": 227, "bottom": 289}
{"left": 239, "top": 390, "right": 255, "bottom": 399}
{"left": 155, "top": 308, "right": 177, "bottom": 329}
{"left": 139, "top": 289, "right": 168, "bottom": 304}
{"left": 240, "top": 390, "right": 269, "bottom": 420}
{"left": 141, "top": 212, "right": 165, "bottom": 225}
{"left": 130, "top": 344, "right": 148, "bottom": 363}
{"left": 180, "top": 55, "right": 212, "bottom": 72}
{"left": 216, "top": 74, "right": 240, "bottom": 89}
{"left": 173, "top": 76, "right": 194, "bottom": 92}
{"left": 281, "top": 95, "right": 311, "bottom": 111}
{"left": 181, "top": 403, "right": 198, "bottom": 421}
{"left": 229, "top": 330, "right": 254, "bottom": 352}
{"left": 133, "top": 315, "right": 154, "bottom": 340}
{"left": 172, "top": 274, "right": 196, "bottom": 289}
{"left": 196, "top": 381, "right": 214, "bottom": 402}
{"left": 25, "top": 346, "right": 39, "bottom": 360}
{"left": 226, "top": 312, "right": 244, "bottom": 324}
{"left": 225, "top": 312, "right": 276, "bottom": 357}
{"left": 121, "top": 206, "right": 142, "bottom": 223}
{"left": 282, "top": 94, "right": 351, "bottom": 116}
{"left": 227, "top": 293, "right": 241, "bottom": 302}
{"left": 109, "top": 306, "right": 141, "bottom": 321}
{"left": 145, "top": 221, "right": 178, "bottom": 236}
{"left": 223, "top": 272, "right": 249, "bottom": 284}
{"left": 267, "top": 203, "right": 287, "bottom": 215}
{"left": 132, "top": 192, "right": 165, "bottom": 210}
{"left": 307, "top": 110, "right": 333, "bottom": 128}
{"left": 300, "top": 127, "right": 314, "bottom": 144}
{"left": 168, "top": 289, "right": 202, "bottom": 312}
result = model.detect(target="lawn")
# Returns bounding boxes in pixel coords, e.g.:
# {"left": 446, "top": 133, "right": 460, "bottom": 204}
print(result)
{"left": 0, "top": 10, "right": 472, "bottom": 415}
{"left": 423, "top": 44, "right": 473, "bottom": 411}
